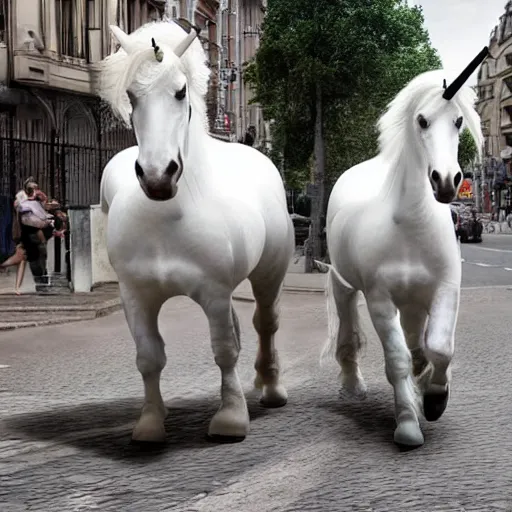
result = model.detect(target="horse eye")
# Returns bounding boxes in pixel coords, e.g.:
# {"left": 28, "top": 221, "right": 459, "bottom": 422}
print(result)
{"left": 417, "top": 114, "right": 429, "bottom": 129}
{"left": 175, "top": 85, "right": 187, "bottom": 101}
{"left": 455, "top": 116, "right": 463, "bottom": 129}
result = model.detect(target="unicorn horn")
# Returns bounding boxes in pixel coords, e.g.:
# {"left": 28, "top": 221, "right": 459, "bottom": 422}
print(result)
{"left": 174, "top": 23, "right": 201, "bottom": 58}
{"left": 152, "top": 37, "right": 164, "bottom": 62}
{"left": 443, "top": 46, "right": 489, "bottom": 100}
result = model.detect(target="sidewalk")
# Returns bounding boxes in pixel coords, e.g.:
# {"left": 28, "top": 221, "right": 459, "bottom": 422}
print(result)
{"left": 0, "top": 258, "right": 326, "bottom": 331}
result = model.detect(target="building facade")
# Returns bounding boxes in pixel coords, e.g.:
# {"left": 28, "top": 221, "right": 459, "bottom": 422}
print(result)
{"left": 215, "top": 0, "right": 268, "bottom": 149}
{"left": 0, "top": 0, "right": 231, "bottom": 260}
{"left": 476, "top": 1, "right": 512, "bottom": 214}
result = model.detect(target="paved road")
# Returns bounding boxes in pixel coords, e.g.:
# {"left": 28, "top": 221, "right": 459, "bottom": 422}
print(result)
{"left": 1, "top": 237, "right": 512, "bottom": 511}
{"left": 461, "top": 234, "right": 512, "bottom": 287}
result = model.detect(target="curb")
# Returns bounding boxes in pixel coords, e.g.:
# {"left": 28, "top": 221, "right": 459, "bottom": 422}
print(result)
{"left": 0, "top": 286, "right": 325, "bottom": 331}
{"left": 0, "top": 316, "right": 89, "bottom": 331}
{"left": 282, "top": 286, "right": 324, "bottom": 295}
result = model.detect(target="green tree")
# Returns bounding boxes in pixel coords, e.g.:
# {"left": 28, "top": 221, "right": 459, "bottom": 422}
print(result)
{"left": 458, "top": 127, "right": 478, "bottom": 172}
{"left": 246, "top": 0, "right": 442, "bottom": 269}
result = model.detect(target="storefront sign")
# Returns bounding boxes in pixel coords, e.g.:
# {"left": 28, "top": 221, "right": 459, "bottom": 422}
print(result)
{"left": 458, "top": 178, "right": 473, "bottom": 199}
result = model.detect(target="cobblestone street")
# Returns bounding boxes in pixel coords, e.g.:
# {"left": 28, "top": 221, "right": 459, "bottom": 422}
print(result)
{"left": 1, "top": 258, "right": 512, "bottom": 511}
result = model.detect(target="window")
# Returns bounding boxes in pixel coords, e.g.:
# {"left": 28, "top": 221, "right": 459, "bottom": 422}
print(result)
{"left": 505, "top": 76, "right": 512, "bottom": 95}
{"left": 506, "top": 54, "right": 512, "bottom": 67}
{"left": 88, "top": 0, "right": 100, "bottom": 29}
{"left": 126, "top": 0, "right": 162, "bottom": 34}
{"left": 0, "top": 0, "right": 5, "bottom": 44}
{"left": 57, "top": 0, "right": 86, "bottom": 58}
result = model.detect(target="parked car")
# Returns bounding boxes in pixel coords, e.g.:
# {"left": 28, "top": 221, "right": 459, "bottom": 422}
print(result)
{"left": 450, "top": 203, "right": 483, "bottom": 243}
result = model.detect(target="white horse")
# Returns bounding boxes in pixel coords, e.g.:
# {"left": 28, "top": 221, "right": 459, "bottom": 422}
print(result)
{"left": 319, "top": 50, "right": 487, "bottom": 448}
{"left": 97, "top": 20, "right": 294, "bottom": 443}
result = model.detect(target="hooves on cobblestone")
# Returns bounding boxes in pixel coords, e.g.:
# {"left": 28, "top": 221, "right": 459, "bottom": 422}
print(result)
{"left": 260, "top": 384, "right": 288, "bottom": 408}
{"left": 132, "top": 409, "right": 167, "bottom": 444}
{"left": 339, "top": 372, "right": 368, "bottom": 401}
{"left": 423, "top": 387, "right": 449, "bottom": 422}
{"left": 208, "top": 405, "right": 250, "bottom": 440}
{"left": 393, "top": 419, "right": 425, "bottom": 449}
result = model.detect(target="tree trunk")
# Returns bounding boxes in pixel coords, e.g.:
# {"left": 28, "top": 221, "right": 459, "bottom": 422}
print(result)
{"left": 305, "top": 82, "right": 325, "bottom": 273}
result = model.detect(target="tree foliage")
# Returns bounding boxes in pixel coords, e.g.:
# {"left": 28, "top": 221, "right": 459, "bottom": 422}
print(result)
{"left": 458, "top": 127, "right": 479, "bottom": 172}
{"left": 245, "top": 0, "right": 442, "bottom": 186}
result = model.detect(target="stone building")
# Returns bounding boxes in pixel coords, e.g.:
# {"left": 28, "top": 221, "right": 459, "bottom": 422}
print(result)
{"left": 0, "top": 0, "right": 229, "bottom": 261}
{"left": 215, "top": 0, "right": 268, "bottom": 149}
{"left": 476, "top": 1, "right": 512, "bottom": 214}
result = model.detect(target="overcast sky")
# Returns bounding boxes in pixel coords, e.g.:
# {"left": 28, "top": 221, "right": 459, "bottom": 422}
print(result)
{"left": 414, "top": 0, "right": 507, "bottom": 84}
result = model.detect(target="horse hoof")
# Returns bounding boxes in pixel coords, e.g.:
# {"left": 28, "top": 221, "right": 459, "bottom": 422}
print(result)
{"left": 131, "top": 417, "right": 166, "bottom": 444}
{"left": 393, "top": 420, "right": 424, "bottom": 448}
{"left": 340, "top": 376, "right": 368, "bottom": 400}
{"left": 206, "top": 434, "right": 246, "bottom": 444}
{"left": 260, "top": 384, "right": 288, "bottom": 408}
{"left": 423, "top": 388, "right": 449, "bottom": 422}
{"left": 209, "top": 407, "right": 250, "bottom": 439}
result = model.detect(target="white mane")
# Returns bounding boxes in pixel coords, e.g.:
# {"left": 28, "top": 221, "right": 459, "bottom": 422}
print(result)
{"left": 96, "top": 21, "right": 210, "bottom": 130}
{"left": 377, "top": 69, "right": 483, "bottom": 164}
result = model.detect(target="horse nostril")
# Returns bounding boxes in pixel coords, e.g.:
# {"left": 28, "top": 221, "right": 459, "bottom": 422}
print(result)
{"left": 165, "top": 159, "right": 179, "bottom": 176}
{"left": 135, "top": 160, "right": 144, "bottom": 178}
{"left": 454, "top": 172, "right": 462, "bottom": 187}
{"left": 431, "top": 170, "right": 440, "bottom": 183}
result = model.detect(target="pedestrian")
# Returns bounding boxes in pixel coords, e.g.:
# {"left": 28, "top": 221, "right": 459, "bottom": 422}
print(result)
{"left": 17, "top": 178, "right": 55, "bottom": 284}
{"left": 0, "top": 190, "right": 28, "bottom": 294}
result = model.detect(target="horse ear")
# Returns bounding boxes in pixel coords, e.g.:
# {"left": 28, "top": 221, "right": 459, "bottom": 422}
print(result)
{"left": 110, "top": 25, "right": 134, "bottom": 54}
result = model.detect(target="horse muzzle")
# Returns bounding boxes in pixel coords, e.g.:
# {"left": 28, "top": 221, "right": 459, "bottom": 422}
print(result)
{"left": 430, "top": 169, "right": 461, "bottom": 205}
{"left": 135, "top": 157, "right": 183, "bottom": 201}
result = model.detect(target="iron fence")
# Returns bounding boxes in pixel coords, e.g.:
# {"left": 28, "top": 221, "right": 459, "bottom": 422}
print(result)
{"left": 0, "top": 116, "right": 134, "bottom": 263}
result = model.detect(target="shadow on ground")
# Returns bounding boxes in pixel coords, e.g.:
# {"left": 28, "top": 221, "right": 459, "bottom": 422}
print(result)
{"left": 1, "top": 382, "right": 422, "bottom": 464}
{"left": 1, "top": 391, "right": 278, "bottom": 462}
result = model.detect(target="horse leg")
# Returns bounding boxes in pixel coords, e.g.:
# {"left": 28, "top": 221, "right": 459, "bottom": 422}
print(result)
{"left": 366, "top": 292, "right": 423, "bottom": 447}
{"left": 200, "top": 294, "right": 249, "bottom": 441}
{"left": 250, "top": 274, "right": 288, "bottom": 408}
{"left": 120, "top": 283, "right": 167, "bottom": 443}
{"left": 326, "top": 272, "right": 367, "bottom": 399}
{"left": 399, "top": 306, "right": 429, "bottom": 380}
{"left": 422, "top": 287, "right": 459, "bottom": 422}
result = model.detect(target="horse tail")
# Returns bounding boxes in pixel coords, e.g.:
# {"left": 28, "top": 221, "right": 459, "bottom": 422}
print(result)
{"left": 315, "top": 260, "right": 361, "bottom": 366}
{"left": 321, "top": 263, "right": 341, "bottom": 364}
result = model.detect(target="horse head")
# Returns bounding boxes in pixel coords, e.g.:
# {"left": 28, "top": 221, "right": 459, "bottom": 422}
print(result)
{"left": 416, "top": 47, "right": 488, "bottom": 204}
{"left": 109, "top": 19, "right": 201, "bottom": 201}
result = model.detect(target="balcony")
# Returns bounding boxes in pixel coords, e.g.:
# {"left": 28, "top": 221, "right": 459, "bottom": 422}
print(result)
{"left": 10, "top": 0, "right": 103, "bottom": 95}
{"left": 13, "top": 51, "right": 95, "bottom": 94}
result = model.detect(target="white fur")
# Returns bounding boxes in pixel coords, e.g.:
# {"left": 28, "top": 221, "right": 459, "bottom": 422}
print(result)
{"left": 323, "top": 69, "right": 483, "bottom": 447}
{"left": 99, "top": 21, "right": 294, "bottom": 442}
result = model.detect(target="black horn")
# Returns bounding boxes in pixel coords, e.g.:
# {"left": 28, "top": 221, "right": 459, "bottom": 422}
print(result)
{"left": 151, "top": 37, "right": 163, "bottom": 62}
{"left": 443, "top": 46, "right": 489, "bottom": 100}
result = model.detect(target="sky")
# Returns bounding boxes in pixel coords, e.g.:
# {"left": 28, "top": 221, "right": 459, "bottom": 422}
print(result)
{"left": 414, "top": 0, "right": 507, "bottom": 84}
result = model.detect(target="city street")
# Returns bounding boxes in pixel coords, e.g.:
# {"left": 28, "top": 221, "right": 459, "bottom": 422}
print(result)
{"left": 1, "top": 236, "right": 512, "bottom": 511}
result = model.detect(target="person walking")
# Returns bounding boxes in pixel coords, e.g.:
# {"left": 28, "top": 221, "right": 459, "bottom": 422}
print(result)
{"left": 0, "top": 190, "right": 29, "bottom": 294}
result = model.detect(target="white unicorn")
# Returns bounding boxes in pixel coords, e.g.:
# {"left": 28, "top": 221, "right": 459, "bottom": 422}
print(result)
{"left": 97, "top": 19, "right": 294, "bottom": 443}
{"left": 319, "top": 49, "right": 487, "bottom": 448}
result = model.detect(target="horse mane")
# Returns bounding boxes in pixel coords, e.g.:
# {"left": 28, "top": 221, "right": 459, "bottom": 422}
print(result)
{"left": 377, "top": 69, "right": 483, "bottom": 164}
{"left": 96, "top": 21, "right": 210, "bottom": 130}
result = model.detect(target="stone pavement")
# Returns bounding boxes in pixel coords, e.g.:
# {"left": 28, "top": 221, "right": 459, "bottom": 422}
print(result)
{"left": 0, "top": 265, "right": 326, "bottom": 331}
{"left": 1, "top": 285, "right": 511, "bottom": 511}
